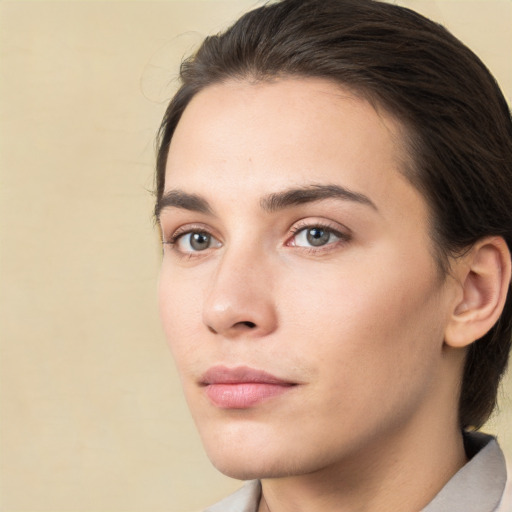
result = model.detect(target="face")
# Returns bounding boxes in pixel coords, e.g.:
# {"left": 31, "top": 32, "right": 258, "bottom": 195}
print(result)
{"left": 158, "top": 78, "right": 460, "bottom": 479}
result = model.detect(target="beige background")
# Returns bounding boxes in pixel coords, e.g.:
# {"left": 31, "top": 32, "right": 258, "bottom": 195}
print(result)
{"left": 0, "top": 1, "right": 511, "bottom": 511}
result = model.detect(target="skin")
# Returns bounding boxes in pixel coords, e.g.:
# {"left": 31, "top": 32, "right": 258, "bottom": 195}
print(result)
{"left": 158, "top": 78, "right": 471, "bottom": 512}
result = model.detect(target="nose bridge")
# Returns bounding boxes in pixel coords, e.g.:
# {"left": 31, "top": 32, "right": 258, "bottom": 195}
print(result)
{"left": 202, "top": 240, "right": 277, "bottom": 337}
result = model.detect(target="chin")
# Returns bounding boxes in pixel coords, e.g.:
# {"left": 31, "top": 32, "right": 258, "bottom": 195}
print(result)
{"left": 201, "top": 431, "right": 334, "bottom": 481}
{"left": 210, "top": 459, "right": 267, "bottom": 481}
{"left": 201, "top": 435, "right": 281, "bottom": 479}
{"left": 208, "top": 451, "right": 305, "bottom": 480}
{"left": 195, "top": 418, "right": 298, "bottom": 478}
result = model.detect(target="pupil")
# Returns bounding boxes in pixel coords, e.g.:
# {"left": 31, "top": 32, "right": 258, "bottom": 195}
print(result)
{"left": 191, "top": 232, "right": 210, "bottom": 250}
{"left": 307, "top": 228, "right": 330, "bottom": 247}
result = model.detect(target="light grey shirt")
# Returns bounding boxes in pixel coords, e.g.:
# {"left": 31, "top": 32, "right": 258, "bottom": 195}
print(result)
{"left": 204, "top": 433, "right": 511, "bottom": 512}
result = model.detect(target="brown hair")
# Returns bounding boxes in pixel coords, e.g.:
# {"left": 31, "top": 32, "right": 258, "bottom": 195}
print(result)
{"left": 155, "top": 0, "right": 512, "bottom": 429}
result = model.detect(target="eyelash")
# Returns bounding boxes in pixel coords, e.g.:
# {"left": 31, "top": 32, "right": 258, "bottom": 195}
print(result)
{"left": 162, "top": 221, "right": 351, "bottom": 257}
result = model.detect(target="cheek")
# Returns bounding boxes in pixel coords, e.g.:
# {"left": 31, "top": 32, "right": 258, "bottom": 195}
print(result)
{"left": 158, "top": 264, "right": 205, "bottom": 364}
{"left": 271, "top": 272, "right": 444, "bottom": 456}
{"left": 279, "top": 255, "right": 445, "bottom": 390}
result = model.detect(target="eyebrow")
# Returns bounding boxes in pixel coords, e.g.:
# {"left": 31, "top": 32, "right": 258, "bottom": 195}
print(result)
{"left": 155, "top": 184, "right": 377, "bottom": 220}
{"left": 261, "top": 184, "right": 377, "bottom": 212}
{"left": 155, "top": 190, "right": 213, "bottom": 219}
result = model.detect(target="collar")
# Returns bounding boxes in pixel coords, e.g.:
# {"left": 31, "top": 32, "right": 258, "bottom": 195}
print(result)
{"left": 422, "top": 432, "right": 507, "bottom": 512}
{"left": 204, "top": 480, "right": 261, "bottom": 512}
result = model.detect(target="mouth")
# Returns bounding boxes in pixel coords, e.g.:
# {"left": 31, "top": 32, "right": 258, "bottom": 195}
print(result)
{"left": 200, "top": 365, "right": 297, "bottom": 409}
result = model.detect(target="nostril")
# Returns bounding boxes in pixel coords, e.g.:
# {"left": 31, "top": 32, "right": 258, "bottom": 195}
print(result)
{"left": 207, "top": 322, "right": 255, "bottom": 333}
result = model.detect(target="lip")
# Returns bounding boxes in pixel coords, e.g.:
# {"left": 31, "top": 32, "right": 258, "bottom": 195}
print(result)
{"left": 200, "top": 365, "right": 297, "bottom": 409}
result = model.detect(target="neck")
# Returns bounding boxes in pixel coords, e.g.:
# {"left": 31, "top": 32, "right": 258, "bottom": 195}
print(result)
{"left": 258, "top": 414, "right": 467, "bottom": 512}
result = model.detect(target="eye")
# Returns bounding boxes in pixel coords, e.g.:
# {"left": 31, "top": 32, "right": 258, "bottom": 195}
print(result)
{"left": 172, "top": 231, "right": 222, "bottom": 253}
{"left": 289, "top": 224, "right": 346, "bottom": 248}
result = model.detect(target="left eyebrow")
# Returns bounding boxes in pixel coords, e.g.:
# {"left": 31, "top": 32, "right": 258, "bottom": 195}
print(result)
{"left": 260, "top": 184, "right": 378, "bottom": 212}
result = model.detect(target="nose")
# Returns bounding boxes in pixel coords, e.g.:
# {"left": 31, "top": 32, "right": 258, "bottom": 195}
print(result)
{"left": 202, "top": 248, "right": 278, "bottom": 339}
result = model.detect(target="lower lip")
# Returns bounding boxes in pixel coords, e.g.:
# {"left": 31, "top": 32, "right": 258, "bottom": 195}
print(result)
{"left": 204, "top": 383, "right": 294, "bottom": 409}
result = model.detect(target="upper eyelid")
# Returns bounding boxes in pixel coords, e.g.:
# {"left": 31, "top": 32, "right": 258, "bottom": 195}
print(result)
{"left": 288, "top": 218, "right": 351, "bottom": 236}
{"left": 163, "top": 222, "right": 219, "bottom": 243}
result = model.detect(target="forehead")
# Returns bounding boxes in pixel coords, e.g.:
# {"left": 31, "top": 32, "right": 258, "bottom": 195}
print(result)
{"left": 164, "top": 77, "right": 421, "bottom": 222}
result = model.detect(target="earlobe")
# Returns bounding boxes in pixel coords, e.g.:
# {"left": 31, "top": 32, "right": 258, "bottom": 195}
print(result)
{"left": 445, "top": 237, "right": 511, "bottom": 348}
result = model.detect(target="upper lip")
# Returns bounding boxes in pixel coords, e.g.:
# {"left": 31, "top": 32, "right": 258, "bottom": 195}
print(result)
{"left": 200, "top": 365, "right": 295, "bottom": 386}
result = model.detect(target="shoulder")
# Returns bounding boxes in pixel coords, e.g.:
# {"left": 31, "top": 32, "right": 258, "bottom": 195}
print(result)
{"left": 496, "top": 458, "right": 512, "bottom": 512}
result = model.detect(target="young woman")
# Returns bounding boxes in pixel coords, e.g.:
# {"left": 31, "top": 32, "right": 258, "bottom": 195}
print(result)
{"left": 155, "top": 1, "right": 512, "bottom": 510}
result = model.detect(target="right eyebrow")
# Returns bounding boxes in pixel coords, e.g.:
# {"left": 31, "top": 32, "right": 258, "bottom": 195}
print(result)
{"left": 155, "top": 190, "right": 214, "bottom": 220}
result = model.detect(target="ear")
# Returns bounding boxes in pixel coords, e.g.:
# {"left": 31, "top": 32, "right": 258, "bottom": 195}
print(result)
{"left": 444, "top": 237, "right": 511, "bottom": 348}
